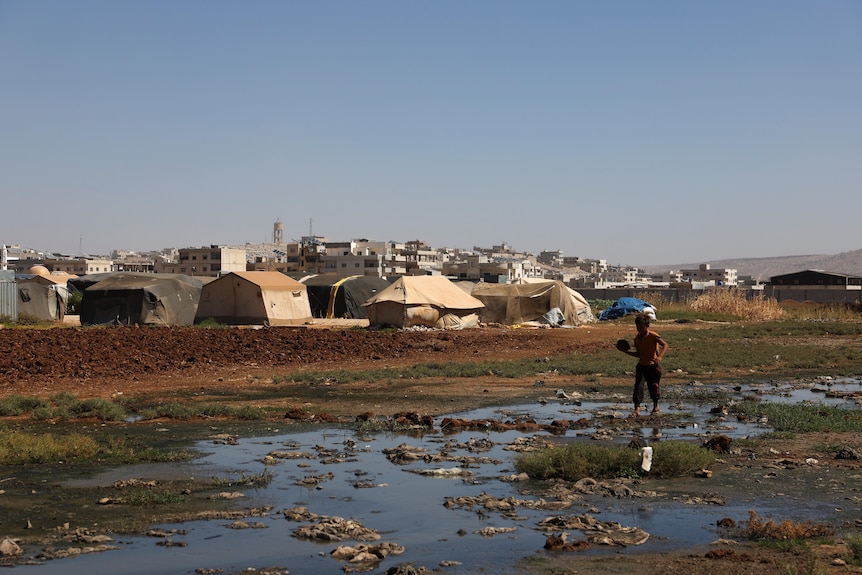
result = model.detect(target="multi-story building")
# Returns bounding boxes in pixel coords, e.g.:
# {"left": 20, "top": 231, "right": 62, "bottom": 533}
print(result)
{"left": 155, "top": 245, "right": 246, "bottom": 277}
{"left": 111, "top": 250, "right": 156, "bottom": 273}
{"left": 680, "top": 264, "right": 738, "bottom": 286}
{"left": 45, "top": 255, "right": 114, "bottom": 275}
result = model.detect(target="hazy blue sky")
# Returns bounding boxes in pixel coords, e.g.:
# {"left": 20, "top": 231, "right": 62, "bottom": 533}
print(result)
{"left": 2, "top": 1, "right": 859, "bottom": 266}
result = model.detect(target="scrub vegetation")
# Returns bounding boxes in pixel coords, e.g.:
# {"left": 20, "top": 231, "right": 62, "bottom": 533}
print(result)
{"left": 0, "top": 429, "right": 195, "bottom": 465}
{"left": 513, "top": 440, "right": 717, "bottom": 480}
{"left": 731, "top": 402, "right": 862, "bottom": 434}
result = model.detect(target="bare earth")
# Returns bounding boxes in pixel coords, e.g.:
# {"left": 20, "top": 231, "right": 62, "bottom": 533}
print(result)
{"left": 1, "top": 321, "right": 861, "bottom": 574}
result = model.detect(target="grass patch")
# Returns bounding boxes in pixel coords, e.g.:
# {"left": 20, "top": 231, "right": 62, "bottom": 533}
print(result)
{"left": 514, "top": 440, "right": 716, "bottom": 480}
{"left": 266, "top": 319, "right": 862, "bottom": 387}
{"left": 743, "top": 510, "right": 833, "bottom": 541}
{"left": 353, "top": 418, "right": 422, "bottom": 434}
{"left": 731, "top": 402, "right": 862, "bottom": 433}
{"left": 0, "top": 430, "right": 196, "bottom": 465}
{"left": 0, "top": 394, "right": 50, "bottom": 416}
{"left": 0, "top": 430, "right": 100, "bottom": 464}
{"left": 136, "top": 402, "right": 267, "bottom": 421}
{"left": 844, "top": 534, "right": 862, "bottom": 566}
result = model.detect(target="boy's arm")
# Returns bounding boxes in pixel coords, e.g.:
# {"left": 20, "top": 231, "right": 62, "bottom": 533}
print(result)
{"left": 656, "top": 336, "right": 669, "bottom": 363}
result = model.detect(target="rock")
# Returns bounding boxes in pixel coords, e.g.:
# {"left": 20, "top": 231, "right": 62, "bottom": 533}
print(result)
{"left": 836, "top": 446, "right": 861, "bottom": 460}
{"left": 703, "top": 435, "right": 732, "bottom": 453}
{"left": 0, "top": 537, "right": 22, "bottom": 556}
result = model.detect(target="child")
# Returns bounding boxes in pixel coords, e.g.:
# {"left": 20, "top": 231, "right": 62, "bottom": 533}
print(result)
{"left": 619, "top": 312, "right": 669, "bottom": 417}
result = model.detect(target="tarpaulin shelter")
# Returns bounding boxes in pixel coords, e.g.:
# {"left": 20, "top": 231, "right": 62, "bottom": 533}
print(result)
{"left": 471, "top": 279, "right": 595, "bottom": 326}
{"left": 299, "top": 274, "right": 391, "bottom": 319}
{"left": 597, "top": 297, "right": 657, "bottom": 321}
{"left": 80, "top": 273, "right": 202, "bottom": 326}
{"left": 16, "top": 274, "right": 70, "bottom": 322}
{"left": 195, "top": 271, "right": 312, "bottom": 326}
{"left": 362, "top": 275, "right": 484, "bottom": 329}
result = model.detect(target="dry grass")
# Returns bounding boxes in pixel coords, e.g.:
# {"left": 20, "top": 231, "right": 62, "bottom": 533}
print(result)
{"left": 689, "top": 289, "right": 785, "bottom": 321}
{"left": 743, "top": 510, "right": 833, "bottom": 540}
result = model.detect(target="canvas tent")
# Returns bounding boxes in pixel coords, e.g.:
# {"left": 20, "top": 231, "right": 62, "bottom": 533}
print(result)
{"left": 80, "top": 273, "right": 202, "bottom": 326}
{"left": 299, "top": 274, "right": 391, "bottom": 319}
{"left": 362, "top": 275, "right": 484, "bottom": 329}
{"left": 16, "top": 275, "right": 70, "bottom": 322}
{"left": 470, "top": 279, "right": 595, "bottom": 327}
{"left": 195, "top": 271, "right": 312, "bottom": 326}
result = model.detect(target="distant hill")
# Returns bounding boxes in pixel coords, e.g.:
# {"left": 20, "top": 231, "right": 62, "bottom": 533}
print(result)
{"left": 640, "top": 248, "right": 862, "bottom": 281}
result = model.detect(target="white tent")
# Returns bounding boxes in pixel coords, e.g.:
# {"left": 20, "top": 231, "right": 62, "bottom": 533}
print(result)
{"left": 362, "top": 276, "right": 484, "bottom": 329}
{"left": 471, "top": 279, "right": 595, "bottom": 326}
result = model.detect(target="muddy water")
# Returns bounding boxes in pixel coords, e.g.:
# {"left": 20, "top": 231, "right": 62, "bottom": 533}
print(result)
{"left": 19, "top": 378, "right": 862, "bottom": 575}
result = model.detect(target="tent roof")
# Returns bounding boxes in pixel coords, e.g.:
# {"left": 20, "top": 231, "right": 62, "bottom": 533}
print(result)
{"left": 85, "top": 272, "right": 202, "bottom": 291}
{"left": 226, "top": 271, "right": 306, "bottom": 289}
{"left": 364, "top": 276, "right": 484, "bottom": 309}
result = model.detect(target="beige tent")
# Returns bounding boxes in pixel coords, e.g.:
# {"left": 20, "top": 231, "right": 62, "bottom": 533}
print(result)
{"left": 17, "top": 274, "right": 70, "bottom": 322}
{"left": 195, "top": 271, "right": 312, "bottom": 326}
{"left": 362, "top": 275, "right": 484, "bottom": 329}
{"left": 471, "top": 279, "right": 595, "bottom": 326}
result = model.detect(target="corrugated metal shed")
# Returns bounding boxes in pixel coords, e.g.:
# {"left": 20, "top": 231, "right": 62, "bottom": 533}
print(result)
{"left": 0, "top": 270, "right": 17, "bottom": 318}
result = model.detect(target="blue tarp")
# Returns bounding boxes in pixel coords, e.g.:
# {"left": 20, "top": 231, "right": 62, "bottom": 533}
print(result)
{"left": 597, "top": 297, "right": 655, "bottom": 321}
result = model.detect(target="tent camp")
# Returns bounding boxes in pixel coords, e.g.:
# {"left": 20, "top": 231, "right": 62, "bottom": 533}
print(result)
{"left": 362, "top": 275, "right": 484, "bottom": 329}
{"left": 597, "top": 297, "right": 657, "bottom": 321}
{"left": 80, "top": 273, "right": 202, "bottom": 326}
{"left": 299, "top": 274, "right": 391, "bottom": 319}
{"left": 470, "top": 279, "right": 595, "bottom": 327}
{"left": 16, "top": 274, "right": 70, "bottom": 322}
{"left": 195, "top": 271, "right": 312, "bottom": 326}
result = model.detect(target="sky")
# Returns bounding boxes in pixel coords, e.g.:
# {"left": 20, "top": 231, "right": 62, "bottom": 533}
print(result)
{"left": 1, "top": 1, "right": 860, "bottom": 267}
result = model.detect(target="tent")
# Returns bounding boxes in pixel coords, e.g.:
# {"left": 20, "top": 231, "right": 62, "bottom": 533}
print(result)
{"left": 597, "top": 297, "right": 657, "bottom": 321}
{"left": 195, "top": 271, "right": 312, "bottom": 326}
{"left": 471, "top": 279, "right": 595, "bottom": 327}
{"left": 362, "top": 275, "right": 484, "bottom": 329}
{"left": 299, "top": 274, "right": 391, "bottom": 319}
{"left": 16, "top": 275, "right": 69, "bottom": 322}
{"left": 80, "top": 273, "right": 202, "bottom": 326}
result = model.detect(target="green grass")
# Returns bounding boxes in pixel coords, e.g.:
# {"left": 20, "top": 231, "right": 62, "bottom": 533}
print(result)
{"left": 0, "top": 429, "right": 197, "bottom": 465}
{"left": 0, "top": 394, "right": 51, "bottom": 416}
{"left": 0, "top": 430, "right": 101, "bottom": 464}
{"left": 136, "top": 402, "right": 267, "bottom": 421}
{"left": 844, "top": 534, "right": 862, "bottom": 566}
{"left": 265, "top": 319, "right": 862, "bottom": 386}
{"left": 0, "top": 392, "right": 269, "bottom": 423}
{"left": 731, "top": 402, "right": 862, "bottom": 433}
{"left": 514, "top": 440, "right": 716, "bottom": 480}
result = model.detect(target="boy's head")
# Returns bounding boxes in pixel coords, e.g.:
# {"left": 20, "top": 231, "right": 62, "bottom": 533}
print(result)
{"left": 635, "top": 313, "right": 651, "bottom": 331}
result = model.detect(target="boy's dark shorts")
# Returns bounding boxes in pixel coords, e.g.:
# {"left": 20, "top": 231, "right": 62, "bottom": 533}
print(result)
{"left": 636, "top": 363, "right": 662, "bottom": 385}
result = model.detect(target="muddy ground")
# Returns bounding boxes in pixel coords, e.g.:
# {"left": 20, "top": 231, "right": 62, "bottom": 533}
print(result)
{"left": 1, "top": 321, "right": 862, "bottom": 574}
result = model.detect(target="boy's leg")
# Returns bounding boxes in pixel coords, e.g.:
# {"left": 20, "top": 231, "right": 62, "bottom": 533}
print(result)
{"left": 647, "top": 365, "right": 661, "bottom": 414}
{"left": 630, "top": 366, "right": 646, "bottom": 417}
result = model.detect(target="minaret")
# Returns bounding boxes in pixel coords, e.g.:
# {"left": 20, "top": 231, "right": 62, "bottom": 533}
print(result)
{"left": 273, "top": 219, "right": 284, "bottom": 244}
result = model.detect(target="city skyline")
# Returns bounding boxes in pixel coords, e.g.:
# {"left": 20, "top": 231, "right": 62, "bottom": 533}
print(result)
{"left": 2, "top": 2, "right": 860, "bottom": 265}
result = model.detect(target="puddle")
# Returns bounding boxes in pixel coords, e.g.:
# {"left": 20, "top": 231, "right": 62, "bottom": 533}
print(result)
{"left": 19, "top": 378, "right": 862, "bottom": 574}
